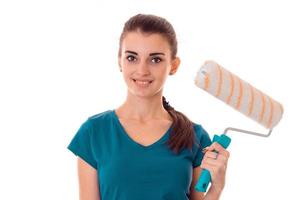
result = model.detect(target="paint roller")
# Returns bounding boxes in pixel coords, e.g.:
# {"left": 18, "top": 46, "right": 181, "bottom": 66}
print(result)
{"left": 194, "top": 60, "right": 284, "bottom": 192}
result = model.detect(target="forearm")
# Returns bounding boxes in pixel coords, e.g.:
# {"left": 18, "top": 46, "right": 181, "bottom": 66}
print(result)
{"left": 203, "top": 186, "right": 222, "bottom": 200}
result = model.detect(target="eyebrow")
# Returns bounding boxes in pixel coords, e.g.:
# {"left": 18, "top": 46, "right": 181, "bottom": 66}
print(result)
{"left": 125, "top": 50, "right": 165, "bottom": 56}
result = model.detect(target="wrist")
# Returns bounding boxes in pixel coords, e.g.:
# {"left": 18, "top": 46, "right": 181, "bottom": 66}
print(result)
{"left": 210, "top": 184, "right": 224, "bottom": 194}
{"left": 204, "top": 185, "right": 223, "bottom": 200}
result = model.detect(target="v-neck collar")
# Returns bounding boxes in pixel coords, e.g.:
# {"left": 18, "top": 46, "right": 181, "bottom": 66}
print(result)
{"left": 111, "top": 109, "right": 173, "bottom": 149}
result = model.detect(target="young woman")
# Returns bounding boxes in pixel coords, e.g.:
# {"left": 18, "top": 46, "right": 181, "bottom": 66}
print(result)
{"left": 68, "top": 14, "right": 230, "bottom": 200}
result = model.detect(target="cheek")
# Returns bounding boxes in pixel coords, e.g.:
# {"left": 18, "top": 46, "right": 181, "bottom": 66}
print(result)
{"left": 121, "top": 69, "right": 133, "bottom": 81}
{"left": 156, "top": 64, "right": 171, "bottom": 76}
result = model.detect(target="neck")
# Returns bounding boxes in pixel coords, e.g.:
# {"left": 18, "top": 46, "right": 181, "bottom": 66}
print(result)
{"left": 115, "top": 93, "right": 170, "bottom": 122}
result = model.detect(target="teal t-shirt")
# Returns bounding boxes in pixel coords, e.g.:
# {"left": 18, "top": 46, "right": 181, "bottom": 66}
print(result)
{"left": 67, "top": 109, "right": 212, "bottom": 200}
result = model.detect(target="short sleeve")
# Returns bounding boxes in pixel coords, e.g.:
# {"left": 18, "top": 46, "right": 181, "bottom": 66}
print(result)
{"left": 67, "top": 119, "right": 98, "bottom": 169}
{"left": 192, "top": 125, "right": 212, "bottom": 168}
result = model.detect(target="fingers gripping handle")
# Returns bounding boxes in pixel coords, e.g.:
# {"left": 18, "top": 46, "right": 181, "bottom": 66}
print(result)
{"left": 195, "top": 134, "right": 231, "bottom": 192}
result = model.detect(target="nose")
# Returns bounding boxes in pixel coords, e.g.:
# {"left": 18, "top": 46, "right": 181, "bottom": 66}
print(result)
{"left": 136, "top": 61, "right": 150, "bottom": 75}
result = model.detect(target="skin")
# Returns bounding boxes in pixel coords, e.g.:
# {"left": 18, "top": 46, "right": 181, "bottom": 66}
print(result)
{"left": 117, "top": 30, "right": 180, "bottom": 121}
{"left": 77, "top": 30, "right": 230, "bottom": 200}
{"left": 78, "top": 158, "right": 101, "bottom": 200}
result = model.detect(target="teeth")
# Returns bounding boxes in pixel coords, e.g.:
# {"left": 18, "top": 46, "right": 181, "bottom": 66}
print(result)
{"left": 133, "top": 79, "right": 152, "bottom": 86}
{"left": 137, "top": 81, "right": 150, "bottom": 85}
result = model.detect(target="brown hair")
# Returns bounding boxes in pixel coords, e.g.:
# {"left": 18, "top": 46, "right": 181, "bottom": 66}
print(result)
{"left": 119, "top": 14, "right": 196, "bottom": 154}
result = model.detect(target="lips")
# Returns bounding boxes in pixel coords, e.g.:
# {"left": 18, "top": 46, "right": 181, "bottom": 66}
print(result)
{"left": 132, "top": 78, "right": 153, "bottom": 86}
{"left": 133, "top": 78, "right": 153, "bottom": 82}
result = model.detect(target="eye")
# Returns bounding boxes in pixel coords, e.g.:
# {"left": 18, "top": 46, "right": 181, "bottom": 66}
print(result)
{"left": 151, "top": 57, "right": 162, "bottom": 63}
{"left": 126, "top": 55, "right": 137, "bottom": 62}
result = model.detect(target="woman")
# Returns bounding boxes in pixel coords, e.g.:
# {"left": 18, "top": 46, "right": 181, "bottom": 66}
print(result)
{"left": 68, "top": 13, "right": 230, "bottom": 200}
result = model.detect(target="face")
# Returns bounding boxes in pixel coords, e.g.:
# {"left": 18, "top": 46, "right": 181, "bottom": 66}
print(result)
{"left": 118, "top": 31, "right": 180, "bottom": 98}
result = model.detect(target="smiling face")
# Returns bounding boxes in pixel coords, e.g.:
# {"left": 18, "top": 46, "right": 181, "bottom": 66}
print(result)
{"left": 118, "top": 30, "right": 180, "bottom": 98}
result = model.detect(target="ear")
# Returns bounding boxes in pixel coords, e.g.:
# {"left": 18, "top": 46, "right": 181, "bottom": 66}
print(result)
{"left": 118, "top": 57, "right": 122, "bottom": 72}
{"left": 169, "top": 57, "right": 180, "bottom": 75}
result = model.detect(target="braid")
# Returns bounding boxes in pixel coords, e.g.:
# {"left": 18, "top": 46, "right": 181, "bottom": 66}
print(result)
{"left": 162, "top": 96, "right": 174, "bottom": 111}
{"left": 162, "top": 96, "right": 195, "bottom": 154}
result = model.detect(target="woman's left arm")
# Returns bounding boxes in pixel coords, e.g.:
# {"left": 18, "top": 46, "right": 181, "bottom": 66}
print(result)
{"left": 190, "top": 142, "right": 230, "bottom": 200}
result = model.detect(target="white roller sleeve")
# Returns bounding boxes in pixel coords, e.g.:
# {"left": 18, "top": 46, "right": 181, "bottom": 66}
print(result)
{"left": 194, "top": 60, "right": 284, "bottom": 129}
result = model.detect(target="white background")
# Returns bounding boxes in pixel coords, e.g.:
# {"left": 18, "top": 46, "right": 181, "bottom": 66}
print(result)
{"left": 0, "top": 0, "right": 299, "bottom": 199}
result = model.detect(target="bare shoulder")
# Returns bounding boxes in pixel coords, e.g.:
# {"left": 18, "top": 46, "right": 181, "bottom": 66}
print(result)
{"left": 77, "top": 157, "right": 101, "bottom": 200}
